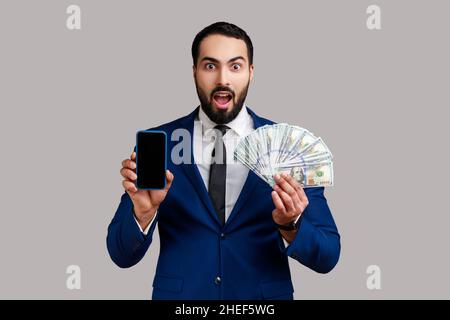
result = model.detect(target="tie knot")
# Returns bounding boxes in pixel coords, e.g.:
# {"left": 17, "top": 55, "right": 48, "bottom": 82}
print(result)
{"left": 214, "top": 124, "right": 230, "bottom": 136}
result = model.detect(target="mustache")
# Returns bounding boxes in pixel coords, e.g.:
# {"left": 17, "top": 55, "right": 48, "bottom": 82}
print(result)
{"left": 211, "top": 86, "right": 235, "bottom": 98}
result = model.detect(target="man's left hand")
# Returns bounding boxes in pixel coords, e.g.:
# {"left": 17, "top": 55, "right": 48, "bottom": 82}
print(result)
{"left": 271, "top": 172, "right": 309, "bottom": 227}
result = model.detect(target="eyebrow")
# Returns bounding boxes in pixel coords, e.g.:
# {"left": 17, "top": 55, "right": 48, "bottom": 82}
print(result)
{"left": 200, "top": 56, "right": 246, "bottom": 64}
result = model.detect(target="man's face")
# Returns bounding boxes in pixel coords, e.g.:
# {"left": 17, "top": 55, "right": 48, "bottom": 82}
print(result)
{"left": 193, "top": 34, "right": 254, "bottom": 124}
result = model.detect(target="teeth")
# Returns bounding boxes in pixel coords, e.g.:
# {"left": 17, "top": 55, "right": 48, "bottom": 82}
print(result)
{"left": 215, "top": 92, "right": 231, "bottom": 97}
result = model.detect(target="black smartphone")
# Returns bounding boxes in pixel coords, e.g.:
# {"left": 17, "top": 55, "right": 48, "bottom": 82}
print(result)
{"left": 136, "top": 130, "right": 167, "bottom": 190}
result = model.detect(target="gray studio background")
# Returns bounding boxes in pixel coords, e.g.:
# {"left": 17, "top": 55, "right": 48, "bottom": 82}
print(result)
{"left": 1, "top": 0, "right": 449, "bottom": 299}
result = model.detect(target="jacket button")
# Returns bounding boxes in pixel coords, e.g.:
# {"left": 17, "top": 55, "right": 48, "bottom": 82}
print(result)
{"left": 220, "top": 233, "right": 225, "bottom": 239}
{"left": 214, "top": 276, "right": 221, "bottom": 285}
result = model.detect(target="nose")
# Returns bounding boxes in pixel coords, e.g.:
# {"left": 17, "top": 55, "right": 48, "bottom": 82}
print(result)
{"left": 216, "top": 67, "right": 230, "bottom": 87}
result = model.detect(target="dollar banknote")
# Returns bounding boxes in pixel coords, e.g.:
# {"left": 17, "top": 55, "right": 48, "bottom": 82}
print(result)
{"left": 234, "top": 123, "right": 334, "bottom": 188}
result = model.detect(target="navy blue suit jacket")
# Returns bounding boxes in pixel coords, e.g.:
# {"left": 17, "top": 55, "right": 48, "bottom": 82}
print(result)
{"left": 107, "top": 107, "right": 340, "bottom": 299}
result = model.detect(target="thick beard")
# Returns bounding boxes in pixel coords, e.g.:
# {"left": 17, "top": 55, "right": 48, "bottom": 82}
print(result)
{"left": 195, "top": 79, "right": 250, "bottom": 125}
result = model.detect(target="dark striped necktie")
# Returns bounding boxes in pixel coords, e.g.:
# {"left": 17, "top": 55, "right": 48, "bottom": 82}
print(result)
{"left": 208, "top": 124, "right": 230, "bottom": 225}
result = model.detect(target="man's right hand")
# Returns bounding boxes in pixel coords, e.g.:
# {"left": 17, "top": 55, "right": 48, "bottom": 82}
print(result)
{"left": 120, "top": 151, "right": 174, "bottom": 230}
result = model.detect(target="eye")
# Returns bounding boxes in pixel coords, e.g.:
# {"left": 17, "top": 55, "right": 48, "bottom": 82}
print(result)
{"left": 232, "top": 64, "right": 241, "bottom": 71}
{"left": 205, "top": 63, "right": 215, "bottom": 70}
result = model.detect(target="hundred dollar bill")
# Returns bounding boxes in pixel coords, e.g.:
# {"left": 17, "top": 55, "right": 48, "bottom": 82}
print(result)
{"left": 233, "top": 123, "right": 334, "bottom": 188}
{"left": 269, "top": 162, "right": 334, "bottom": 188}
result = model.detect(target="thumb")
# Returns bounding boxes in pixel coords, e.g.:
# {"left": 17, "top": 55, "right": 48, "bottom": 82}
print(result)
{"left": 164, "top": 170, "right": 174, "bottom": 191}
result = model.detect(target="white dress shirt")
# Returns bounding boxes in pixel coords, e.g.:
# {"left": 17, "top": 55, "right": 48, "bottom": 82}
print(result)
{"left": 194, "top": 104, "right": 254, "bottom": 221}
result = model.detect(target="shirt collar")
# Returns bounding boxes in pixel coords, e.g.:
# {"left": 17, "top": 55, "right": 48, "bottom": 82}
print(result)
{"left": 197, "top": 104, "right": 253, "bottom": 138}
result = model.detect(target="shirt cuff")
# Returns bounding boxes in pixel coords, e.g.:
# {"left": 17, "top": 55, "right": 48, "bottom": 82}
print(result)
{"left": 133, "top": 210, "right": 158, "bottom": 235}
{"left": 282, "top": 214, "right": 301, "bottom": 248}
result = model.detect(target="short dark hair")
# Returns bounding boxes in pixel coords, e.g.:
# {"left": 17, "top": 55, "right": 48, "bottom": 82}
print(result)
{"left": 192, "top": 21, "right": 254, "bottom": 66}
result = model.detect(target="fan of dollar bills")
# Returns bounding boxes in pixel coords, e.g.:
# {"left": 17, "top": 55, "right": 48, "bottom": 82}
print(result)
{"left": 233, "top": 124, "right": 334, "bottom": 188}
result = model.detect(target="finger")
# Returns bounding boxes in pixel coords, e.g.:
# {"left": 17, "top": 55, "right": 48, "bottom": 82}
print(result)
{"left": 274, "top": 179, "right": 302, "bottom": 213}
{"left": 283, "top": 173, "right": 301, "bottom": 191}
{"left": 283, "top": 173, "right": 308, "bottom": 207}
{"left": 273, "top": 174, "right": 282, "bottom": 184}
{"left": 274, "top": 187, "right": 295, "bottom": 214}
{"left": 164, "top": 170, "right": 174, "bottom": 190}
{"left": 122, "top": 159, "right": 136, "bottom": 170}
{"left": 131, "top": 151, "right": 136, "bottom": 161}
{"left": 120, "top": 168, "right": 137, "bottom": 181}
{"left": 122, "top": 180, "right": 138, "bottom": 193}
{"left": 285, "top": 188, "right": 302, "bottom": 212}
{"left": 296, "top": 185, "right": 309, "bottom": 206}
{"left": 277, "top": 173, "right": 297, "bottom": 194}
{"left": 282, "top": 172, "right": 308, "bottom": 205}
{"left": 271, "top": 191, "right": 286, "bottom": 214}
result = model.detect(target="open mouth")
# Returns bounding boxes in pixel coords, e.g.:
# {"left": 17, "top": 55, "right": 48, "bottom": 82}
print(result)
{"left": 212, "top": 91, "right": 233, "bottom": 110}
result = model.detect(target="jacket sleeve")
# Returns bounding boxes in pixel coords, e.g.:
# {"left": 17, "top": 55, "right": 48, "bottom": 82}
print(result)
{"left": 106, "top": 192, "right": 158, "bottom": 268}
{"left": 279, "top": 187, "right": 341, "bottom": 273}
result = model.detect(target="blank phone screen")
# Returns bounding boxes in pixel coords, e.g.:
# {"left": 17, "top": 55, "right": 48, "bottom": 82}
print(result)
{"left": 136, "top": 131, "right": 167, "bottom": 189}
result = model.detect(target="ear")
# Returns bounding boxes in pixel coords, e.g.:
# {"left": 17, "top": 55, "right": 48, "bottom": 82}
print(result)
{"left": 249, "top": 64, "right": 254, "bottom": 82}
{"left": 192, "top": 65, "right": 196, "bottom": 79}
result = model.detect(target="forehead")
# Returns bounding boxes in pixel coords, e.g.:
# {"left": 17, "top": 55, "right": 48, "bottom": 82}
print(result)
{"left": 198, "top": 34, "right": 248, "bottom": 62}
